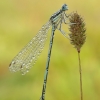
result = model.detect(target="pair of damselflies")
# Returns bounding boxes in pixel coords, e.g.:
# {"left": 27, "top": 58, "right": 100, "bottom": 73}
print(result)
{"left": 9, "top": 4, "right": 71, "bottom": 100}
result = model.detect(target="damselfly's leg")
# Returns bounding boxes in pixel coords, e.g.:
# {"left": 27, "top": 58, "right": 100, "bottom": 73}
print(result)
{"left": 57, "top": 13, "right": 76, "bottom": 39}
{"left": 64, "top": 12, "right": 76, "bottom": 25}
{"left": 56, "top": 18, "right": 70, "bottom": 39}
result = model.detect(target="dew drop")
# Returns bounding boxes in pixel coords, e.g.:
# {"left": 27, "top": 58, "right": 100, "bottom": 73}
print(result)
{"left": 39, "top": 31, "right": 41, "bottom": 33}
{"left": 33, "top": 37, "right": 35, "bottom": 40}
{"left": 30, "top": 41, "right": 32, "bottom": 44}
{"left": 22, "top": 63, "right": 25, "bottom": 66}
{"left": 28, "top": 62, "right": 31, "bottom": 65}
{"left": 22, "top": 73, "right": 25, "bottom": 75}
{"left": 26, "top": 70, "right": 29, "bottom": 73}
{"left": 12, "top": 61, "right": 15, "bottom": 64}
{"left": 19, "top": 52, "right": 22, "bottom": 55}
{"left": 13, "top": 69, "right": 16, "bottom": 72}
{"left": 30, "top": 59, "right": 33, "bottom": 63}
{"left": 32, "top": 56, "right": 35, "bottom": 59}
{"left": 26, "top": 65, "right": 28, "bottom": 68}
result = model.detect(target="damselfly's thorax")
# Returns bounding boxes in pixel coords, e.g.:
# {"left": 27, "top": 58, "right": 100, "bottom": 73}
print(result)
{"left": 49, "top": 4, "right": 68, "bottom": 24}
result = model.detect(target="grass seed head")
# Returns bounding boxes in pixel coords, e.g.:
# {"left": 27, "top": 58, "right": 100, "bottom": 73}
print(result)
{"left": 69, "top": 12, "right": 86, "bottom": 53}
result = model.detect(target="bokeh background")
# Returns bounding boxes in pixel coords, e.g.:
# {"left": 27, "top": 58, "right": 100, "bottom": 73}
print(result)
{"left": 0, "top": 0, "right": 100, "bottom": 100}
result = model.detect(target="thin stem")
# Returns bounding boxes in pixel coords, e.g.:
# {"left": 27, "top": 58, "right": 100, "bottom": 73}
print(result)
{"left": 78, "top": 52, "right": 83, "bottom": 100}
{"left": 40, "top": 24, "right": 56, "bottom": 100}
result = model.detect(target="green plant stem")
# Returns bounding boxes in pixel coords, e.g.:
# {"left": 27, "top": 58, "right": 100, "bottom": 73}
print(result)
{"left": 78, "top": 52, "right": 83, "bottom": 100}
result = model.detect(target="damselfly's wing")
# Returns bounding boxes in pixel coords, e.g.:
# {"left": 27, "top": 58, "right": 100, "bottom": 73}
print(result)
{"left": 9, "top": 21, "right": 51, "bottom": 75}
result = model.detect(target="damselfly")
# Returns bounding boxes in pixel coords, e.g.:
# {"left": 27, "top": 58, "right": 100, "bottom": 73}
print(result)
{"left": 9, "top": 4, "right": 69, "bottom": 100}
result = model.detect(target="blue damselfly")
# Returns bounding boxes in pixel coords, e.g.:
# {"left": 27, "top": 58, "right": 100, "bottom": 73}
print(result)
{"left": 9, "top": 4, "right": 69, "bottom": 100}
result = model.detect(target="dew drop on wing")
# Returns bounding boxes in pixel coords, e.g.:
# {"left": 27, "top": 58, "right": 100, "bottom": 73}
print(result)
{"left": 19, "top": 52, "right": 22, "bottom": 55}
{"left": 32, "top": 56, "right": 35, "bottom": 59}
{"left": 26, "top": 65, "right": 29, "bottom": 69}
{"left": 30, "top": 41, "right": 32, "bottom": 44}
{"left": 22, "top": 72, "right": 25, "bottom": 75}
{"left": 26, "top": 70, "right": 29, "bottom": 73}
{"left": 29, "top": 59, "right": 33, "bottom": 63}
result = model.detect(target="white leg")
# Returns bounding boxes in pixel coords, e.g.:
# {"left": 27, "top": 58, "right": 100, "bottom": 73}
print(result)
{"left": 57, "top": 21, "right": 70, "bottom": 39}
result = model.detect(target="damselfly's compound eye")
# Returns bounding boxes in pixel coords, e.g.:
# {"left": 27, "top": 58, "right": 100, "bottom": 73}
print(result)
{"left": 62, "top": 4, "right": 68, "bottom": 11}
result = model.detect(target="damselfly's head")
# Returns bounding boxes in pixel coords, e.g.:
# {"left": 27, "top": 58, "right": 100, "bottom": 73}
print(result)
{"left": 62, "top": 4, "right": 68, "bottom": 11}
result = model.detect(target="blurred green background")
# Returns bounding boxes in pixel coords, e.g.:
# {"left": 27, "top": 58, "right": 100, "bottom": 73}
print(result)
{"left": 0, "top": 0, "right": 100, "bottom": 100}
